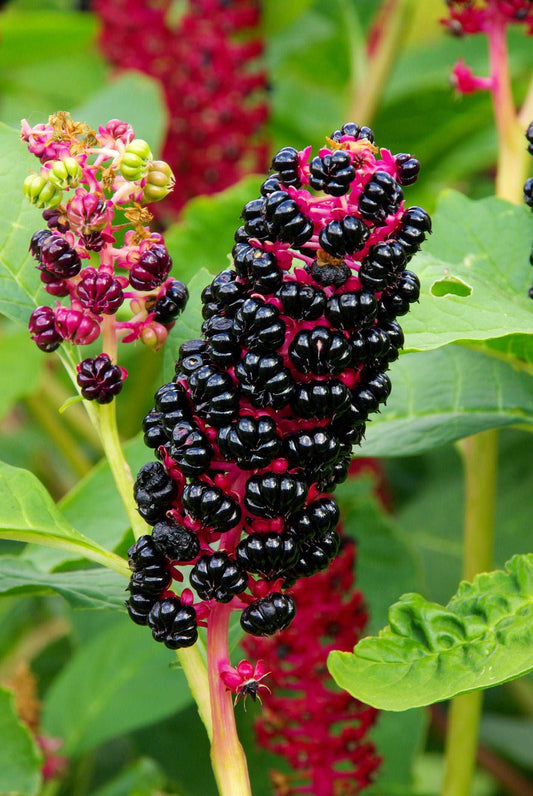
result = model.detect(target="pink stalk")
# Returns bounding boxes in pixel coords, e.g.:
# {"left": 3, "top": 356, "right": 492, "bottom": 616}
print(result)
{"left": 207, "top": 603, "right": 252, "bottom": 796}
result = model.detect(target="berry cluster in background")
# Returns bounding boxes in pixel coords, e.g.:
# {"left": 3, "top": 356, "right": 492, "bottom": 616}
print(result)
{"left": 524, "top": 121, "right": 533, "bottom": 297}
{"left": 442, "top": 0, "right": 533, "bottom": 35}
{"left": 22, "top": 114, "right": 188, "bottom": 403}
{"left": 241, "top": 539, "right": 381, "bottom": 796}
{"left": 95, "top": 0, "right": 268, "bottom": 217}
{"left": 127, "top": 122, "right": 431, "bottom": 649}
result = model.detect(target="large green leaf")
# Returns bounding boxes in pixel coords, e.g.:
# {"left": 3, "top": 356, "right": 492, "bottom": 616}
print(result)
{"left": 328, "top": 554, "right": 533, "bottom": 711}
{"left": 72, "top": 72, "right": 167, "bottom": 157}
{"left": 0, "top": 557, "right": 126, "bottom": 610}
{"left": 358, "top": 346, "right": 533, "bottom": 458}
{"left": 22, "top": 436, "right": 148, "bottom": 572}
{"left": 0, "top": 330, "right": 44, "bottom": 420}
{"left": 0, "top": 124, "right": 46, "bottom": 324}
{"left": 0, "top": 460, "right": 129, "bottom": 576}
{"left": 402, "top": 192, "right": 533, "bottom": 353}
{"left": 0, "top": 687, "right": 42, "bottom": 796}
{"left": 42, "top": 618, "right": 193, "bottom": 756}
{"left": 164, "top": 175, "right": 262, "bottom": 284}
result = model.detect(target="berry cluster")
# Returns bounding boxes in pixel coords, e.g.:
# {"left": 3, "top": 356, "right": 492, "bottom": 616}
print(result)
{"left": 442, "top": 1, "right": 533, "bottom": 36}
{"left": 23, "top": 113, "right": 188, "bottom": 403}
{"left": 241, "top": 539, "right": 381, "bottom": 796}
{"left": 95, "top": 0, "right": 268, "bottom": 216}
{"left": 525, "top": 121, "right": 533, "bottom": 298}
{"left": 128, "top": 122, "right": 431, "bottom": 647}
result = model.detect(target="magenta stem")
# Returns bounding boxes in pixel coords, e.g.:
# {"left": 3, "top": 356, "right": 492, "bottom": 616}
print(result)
{"left": 207, "top": 603, "right": 252, "bottom": 796}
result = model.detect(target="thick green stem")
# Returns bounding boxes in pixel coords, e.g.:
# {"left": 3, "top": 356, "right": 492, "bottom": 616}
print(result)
{"left": 177, "top": 643, "right": 213, "bottom": 741}
{"left": 350, "top": 0, "right": 415, "bottom": 124}
{"left": 443, "top": 429, "right": 498, "bottom": 796}
{"left": 207, "top": 604, "right": 252, "bottom": 796}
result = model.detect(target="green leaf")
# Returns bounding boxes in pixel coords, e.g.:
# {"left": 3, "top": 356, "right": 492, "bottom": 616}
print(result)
{"left": 72, "top": 72, "right": 167, "bottom": 157}
{"left": 0, "top": 686, "right": 42, "bottom": 796}
{"left": 0, "top": 124, "right": 47, "bottom": 324}
{"left": 328, "top": 554, "right": 533, "bottom": 711}
{"left": 402, "top": 192, "right": 533, "bottom": 352}
{"left": 0, "top": 330, "right": 44, "bottom": 420}
{"left": 0, "top": 460, "right": 129, "bottom": 576}
{"left": 89, "top": 758, "right": 166, "bottom": 796}
{"left": 163, "top": 268, "right": 210, "bottom": 381}
{"left": 42, "top": 618, "right": 193, "bottom": 756}
{"left": 0, "top": 557, "right": 126, "bottom": 610}
{"left": 358, "top": 346, "right": 533, "bottom": 458}
{"left": 164, "top": 175, "right": 262, "bottom": 284}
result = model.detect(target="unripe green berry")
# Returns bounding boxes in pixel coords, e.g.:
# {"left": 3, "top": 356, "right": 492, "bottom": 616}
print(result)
{"left": 23, "top": 174, "right": 63, "bottom": 209}
{"left": 120, "top": 138, "right": 153, "bottom": 182}
{"left": 48, "top": 157, "right": 83, "bottom": 189}
{"left": 142, "top": 160, "right": 175, "bottom": 202}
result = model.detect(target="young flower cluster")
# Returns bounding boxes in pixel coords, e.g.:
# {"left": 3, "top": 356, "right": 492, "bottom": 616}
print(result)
{"left": 23, "top": 113, "right": 188, "bottom": 403}
{"left": 524, "top": 122, "right": 533, "bottom": 298}
{"left": 442, "top": 1, "right": 533, "bottom": 94}
{"left": 95, "top": 0, "right": 268, "bottom": 216}
{"left": 241, "top": 539, "right": 381, "bottom": 796}
{"left": 442, "top": 0, "right": 533, "bottom": 36}
{"left": 127, "top": 122, "right": 431, "bottom": 647}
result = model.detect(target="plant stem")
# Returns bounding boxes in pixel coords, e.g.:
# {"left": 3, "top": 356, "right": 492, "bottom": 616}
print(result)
{"left": 177, "top": 643, "right": 213, "bottom": 741}
{"left": 488, "top": 22, "right": 529, "bottom": 203}
{"left": 442, "top": 430, "right": 498, "bottom": 796}
{"left": 207, "top": 603, "right": 252, "bottom": 796}
{"left": 349, "top": 0, "right": 415, "bottom": 124}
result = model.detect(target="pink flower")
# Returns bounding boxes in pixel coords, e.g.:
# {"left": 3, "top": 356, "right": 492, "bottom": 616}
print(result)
{"left": 450, "top": 60, "right": 494, "bottom": 94}
{"left": 220, "top": 659, "right": 270, "bottom": 705}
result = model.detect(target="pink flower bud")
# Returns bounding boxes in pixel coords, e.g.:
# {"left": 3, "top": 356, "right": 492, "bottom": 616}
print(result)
{"left": 66, "top": 188, "right": 112, "bottom": 235}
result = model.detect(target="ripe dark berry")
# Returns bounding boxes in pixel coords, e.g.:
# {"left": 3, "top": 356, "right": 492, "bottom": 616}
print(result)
{"left": 326, "top": 291, "right": 377, "bottom": 329}
{"left": 524, "top": 177, "right": 533, "bottom": 208}
{"left": 126, "top": 590, "right": 158, "bottom": 625}
{"left": 134, "top": 461, "right": 178, "bottom": 524}
{"left": 244, "top": 473, "right": 308, "bottom": 519}
{"left": 42, "top": 208, "right": 69, "bottom": 233}
{"left": 202, "top": 269, "right": 244, "bottom": 319}
{"left": 289, "top": 327, "right": 352, "bottom": 376}
{"left": 30, "top": 229, "right": 53, "bottom": 260}
{"left": 129, "top": 244, "right": 172, "bottom": 290}
{"left": 151, "top": 519, "right": 200, "bottom": 562}
{"left": 285, "top": 430, "right": 341, "bottom": 477}
{"left": 291, "top": 379, "right": 351, "bottom": 419}
{"left": 394, "top": 206, "right": 432, "bottom": 254}
{"left": 358, "top": 171, "right": 403, "bottom": 225}
{"left": 378, "top": 270, "right": 421, "bottom": 319}
{"left": 188, "top": 364, "right": 238, "bottom": 427}
{"left": 190, "top": 552, "right": 247, "bottom": 602}
{"left": 309, "top": 257, "right": 351, "bottom": 288}
{"left": 217, "top": 415, "right": 280, "bottom": 470}
{"left": 202, "top": 315, "right": 240, "bottom": 366}
{"left": 128, "top": 534, "right": 166, "bottom": 571}
{"left": 236, "top": 531, "right": 299, "bottom": 579}
{"left": 235, "top": 351, "right": 294, "bottom": 409}
{"left": 76, "top": 354, "right": 126, "bottom": 403}
{"left": 241, "top": 198, "right": 269, "bottom": 240}
{"left": 240, "top": 592, "right": 296, "bottom": 636}
{"left": 527, "top": 121, "right": 533, "bottom": 155}
{"left": 248, "top": 249, "right": 283, "bottom": 294}
{"left": 129, "top": 565, "right": 170, "bottom": 596}
{"left": 330, "top": 122, "right": 374, "bottom": 144}
{"left": 287, "top": 497, "right": 340, "bottom": 539}
{"left": 40, "top": 234, "right": 81, "bottom": 278}
{"left": 260, "top": 175, "right": 283, "bottom": 196}
{"left": 271, "top": 146, "right": 301, "bottom": 188}
{"left": 169, "top": 420, "right": 212, "bottom": 476}
{"left": 39, "top": 268, "right": 70, "bottom": 297}
{"left": 309, "top": 150, "right": 355, "bottom": 196}
{"left": 147, "top": 597, "right": 198, "bottom": 649}
{"left": 152, "top": 279, "right": 189, "bottom": 324}
{"left": 277, "top": 282, "right": 326, "bottom": 320}
{"left": 182, "top": 481, "right": 241, "bottom": 532}
{"left": 360, "top": 369, "right": 392, "bottom": 404}
{"left": 359, "top": 241, "right": 407, "bottom": 291}
{"left": 28, "top": 306, "right": 62, "bottom": 352}
{"left": 234, "top": 297, "right": 286, "bottom": 351}
{"left": 319, "top": 215, "right": 369, "bottom": 257}
{"left": 264, "top": 191, "right": 313, "bottom": 246}
{"left": 395, "top": 153, "right": 421, "bottom": 186}
{"left": 286, "top": 529, "right": 340, "bottom": 580}
{"left": 381, "top": 319, "right": 405, "bottom": 360}
{"left": 351, "top": 327, "right": 391, "bottom": 364}
{"left": 142, "top": 409, "right": 167, "bottom": 450}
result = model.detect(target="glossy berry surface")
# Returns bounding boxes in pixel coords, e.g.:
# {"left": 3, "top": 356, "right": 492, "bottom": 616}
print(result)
{"left": 76, "top": 354, "right": 126, "bottom": 403}
{"left": 189, "top": 552, "right": 247, "bottom": 602}
{"left": 240, "top": 593, "right": 296, "bottom": 636}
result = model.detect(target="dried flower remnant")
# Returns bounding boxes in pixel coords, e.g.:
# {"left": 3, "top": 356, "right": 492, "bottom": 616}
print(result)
{"left": 127, "top": 121, "right": 431, "bottom": 648}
